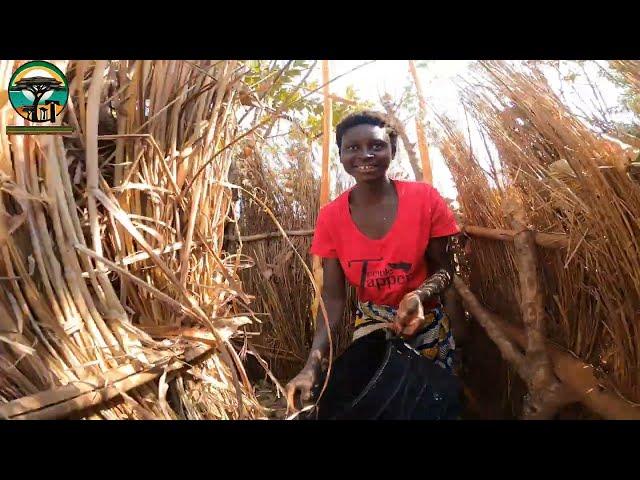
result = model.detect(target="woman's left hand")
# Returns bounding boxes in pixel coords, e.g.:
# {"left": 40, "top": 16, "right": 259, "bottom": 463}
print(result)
{"left": 393, "top": 291, "right": 426, "bottom": 339}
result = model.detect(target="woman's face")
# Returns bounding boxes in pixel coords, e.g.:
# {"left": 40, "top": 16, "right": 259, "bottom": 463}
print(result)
{"left": 339, "top": 124, "right": 393, "bottom": 183}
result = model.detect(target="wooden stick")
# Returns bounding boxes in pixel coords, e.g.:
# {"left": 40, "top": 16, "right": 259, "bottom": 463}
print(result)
{"left": 408, "top": 60, "right": 432, "bottom": 184}
{"left": 492, "top": 314, "right": 640, "bottom": 420}
{"left": 224, "top": 224, "right": 569, "bottom": 249}
{"left": 381, "top": 95, "right": 422, "bottom": 182}
{"left": 226, "top": 229, "right": 314, "bottom": 243}
{"left": 453, "top": 276, "right": 527, "bottom": 376}
{"left": 320, "top": 60, "right": 331, "bottom": 208}
{"left": 0, "top": 361, "right": 157, "bottom": 419}
{"left": 464, "top": 225, "right": 569, "bottom": 249}
{"left": 12, "top": 370, "right": 164, "bottom": 420}
{"left": 1, "top": 344, "right": 212, "bottom": 420}
{"left": 510, "top": 205, "right": 572, "bottom": 419}
{"left": 329, "top": 94, "right": 357, "bottom": 106}
{"left": 311, "top": 61, "right": 332, "bottom": 325}
{"left": 454, "top": 275, "right": 640, "bottom": 420}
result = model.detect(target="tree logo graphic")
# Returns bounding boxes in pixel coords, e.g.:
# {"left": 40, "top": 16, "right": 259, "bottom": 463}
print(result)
{"left": 8, "top": 61, "right": 69, "bottom": 123}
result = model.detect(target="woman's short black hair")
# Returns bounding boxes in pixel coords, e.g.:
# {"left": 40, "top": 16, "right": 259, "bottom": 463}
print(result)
{"left": 335, "top": 110, "right": 398, "bottom": 156}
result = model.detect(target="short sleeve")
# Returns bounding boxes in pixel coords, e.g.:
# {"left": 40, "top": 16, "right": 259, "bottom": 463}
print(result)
{"left": 428, "top": 186, "right": 460, "bottom": 238}
{"left": 310, "top": 206, "right": 339, "bottom": 258}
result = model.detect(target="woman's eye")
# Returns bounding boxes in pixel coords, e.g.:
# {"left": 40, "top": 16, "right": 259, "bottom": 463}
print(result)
{"left": 372, "top": 144, "right": 384, "bottom": 150}
{"left": 347, "top": 145, "right": 358, "bottom": 151}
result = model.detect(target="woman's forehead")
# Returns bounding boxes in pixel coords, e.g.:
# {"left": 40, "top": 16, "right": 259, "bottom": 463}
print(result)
{"left": 342, "top": 124, "right": 389, "bottom": 142}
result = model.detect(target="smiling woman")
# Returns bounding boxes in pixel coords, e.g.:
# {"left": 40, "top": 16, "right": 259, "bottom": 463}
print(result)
{"left": 324, "top": 60, "right": 473, "bottom": 198}
{"left": 336, "top": 112, "right": 397, "bottom": 183}
{"left": 285, "top": 110, "right": 461, "bottom": 415}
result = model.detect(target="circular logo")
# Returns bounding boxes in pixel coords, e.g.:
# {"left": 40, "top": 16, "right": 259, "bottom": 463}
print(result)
{"left": 8, "top": 61, "right": 69, "bottom": 123}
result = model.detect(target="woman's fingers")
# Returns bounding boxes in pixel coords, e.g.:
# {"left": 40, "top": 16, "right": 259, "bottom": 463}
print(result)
{"left": 286, "top": 373, "right": 314, "bottom": 412}
{"left": 400, "top": 316, "right": 425, "bottom": 338}
{"left": 300, "top": 384, "right": 312, "bottom": 402}
{"left": 285, "top": 383, "right": 298, "bottom": 412}
{"left": 389, "top": 322, "right": 402, "bottom": 335}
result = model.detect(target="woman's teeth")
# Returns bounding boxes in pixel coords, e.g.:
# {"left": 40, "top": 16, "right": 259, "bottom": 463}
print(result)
{"left": 356, "top": 165, "right": 376, "bottom": 172}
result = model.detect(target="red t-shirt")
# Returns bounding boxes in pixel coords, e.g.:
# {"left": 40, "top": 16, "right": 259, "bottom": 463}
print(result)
{"left": 310, "top": 180, "right": 460, "bottom": 308}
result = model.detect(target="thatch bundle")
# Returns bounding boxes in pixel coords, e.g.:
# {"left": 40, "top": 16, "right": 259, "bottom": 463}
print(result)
{"left": 611, "top": 61, "right": 640, "bottom": 95}
{"left": 0, "top": 60, "right": 266, "bottom": 419}
{"left": 229, "top": 129, "right": 356, "bottom": 380}
{"left": 233, "top": 132, "right": 320, "bottom": 375}
{"left": 435, "top": 60, "right": 640, "bottom": 408}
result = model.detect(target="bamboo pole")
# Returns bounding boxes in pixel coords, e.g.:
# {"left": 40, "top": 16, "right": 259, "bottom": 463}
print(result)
{"left": 408, "top": 60, "right": 432, "bottom": 184}
{"left": 320, "top": 60, "right": 332, "bottom": 207}
{"left": 311, "top": 60, "right": 333, "bottom": 324}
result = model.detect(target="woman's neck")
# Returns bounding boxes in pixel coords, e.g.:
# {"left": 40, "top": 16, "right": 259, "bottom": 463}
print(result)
{"left": 351, "top": 176, "right": 394, "bottom": 206}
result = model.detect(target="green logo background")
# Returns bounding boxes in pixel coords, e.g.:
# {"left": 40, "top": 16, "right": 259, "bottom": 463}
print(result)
{"left": 8, "top": 61, "right": 69, "bottom": 123}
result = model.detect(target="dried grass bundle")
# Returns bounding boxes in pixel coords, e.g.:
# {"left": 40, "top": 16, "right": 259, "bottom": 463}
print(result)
{"left": 231, "top": 132, "right": 356, "bottom": 380}
{"left": 0, "top": 60, "right": 267, "bottom": 419}
{"left": 435, "top": 60, "right": 640, "bottom": 403}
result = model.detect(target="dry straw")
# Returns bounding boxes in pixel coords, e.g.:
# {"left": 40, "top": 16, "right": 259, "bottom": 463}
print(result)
{"left": 0, "top": 60, "right": 271, "bottom": 419}
{"left": 434, "top": 60, "right": 640, "bottom": 404}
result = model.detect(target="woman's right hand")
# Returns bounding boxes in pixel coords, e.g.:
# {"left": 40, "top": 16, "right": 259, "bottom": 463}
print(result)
{"left": 285, "top": 366, "right": 319, "bottom": 412}
{"left": 394, "top": 291, "right": 426, "bottom": 339}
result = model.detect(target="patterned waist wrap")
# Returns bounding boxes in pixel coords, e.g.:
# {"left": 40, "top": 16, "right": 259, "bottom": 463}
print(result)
{"left": 354, "top": 300, "right": 455, "bottom": 372}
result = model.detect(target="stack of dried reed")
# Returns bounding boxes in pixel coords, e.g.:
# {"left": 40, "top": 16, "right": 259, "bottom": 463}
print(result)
{"left": 230, "top": 130, "right": 356, "bottom": 380}
{"left": 0, "top": 60, "right": 266, "bottom": 419}
{"left": 435, "top": 60, "right": 640, "bottom": 406}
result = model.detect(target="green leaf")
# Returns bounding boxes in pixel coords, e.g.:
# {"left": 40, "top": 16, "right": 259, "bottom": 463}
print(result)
{"left": 345, "top": 85, "right": 356, "bottom": 98}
